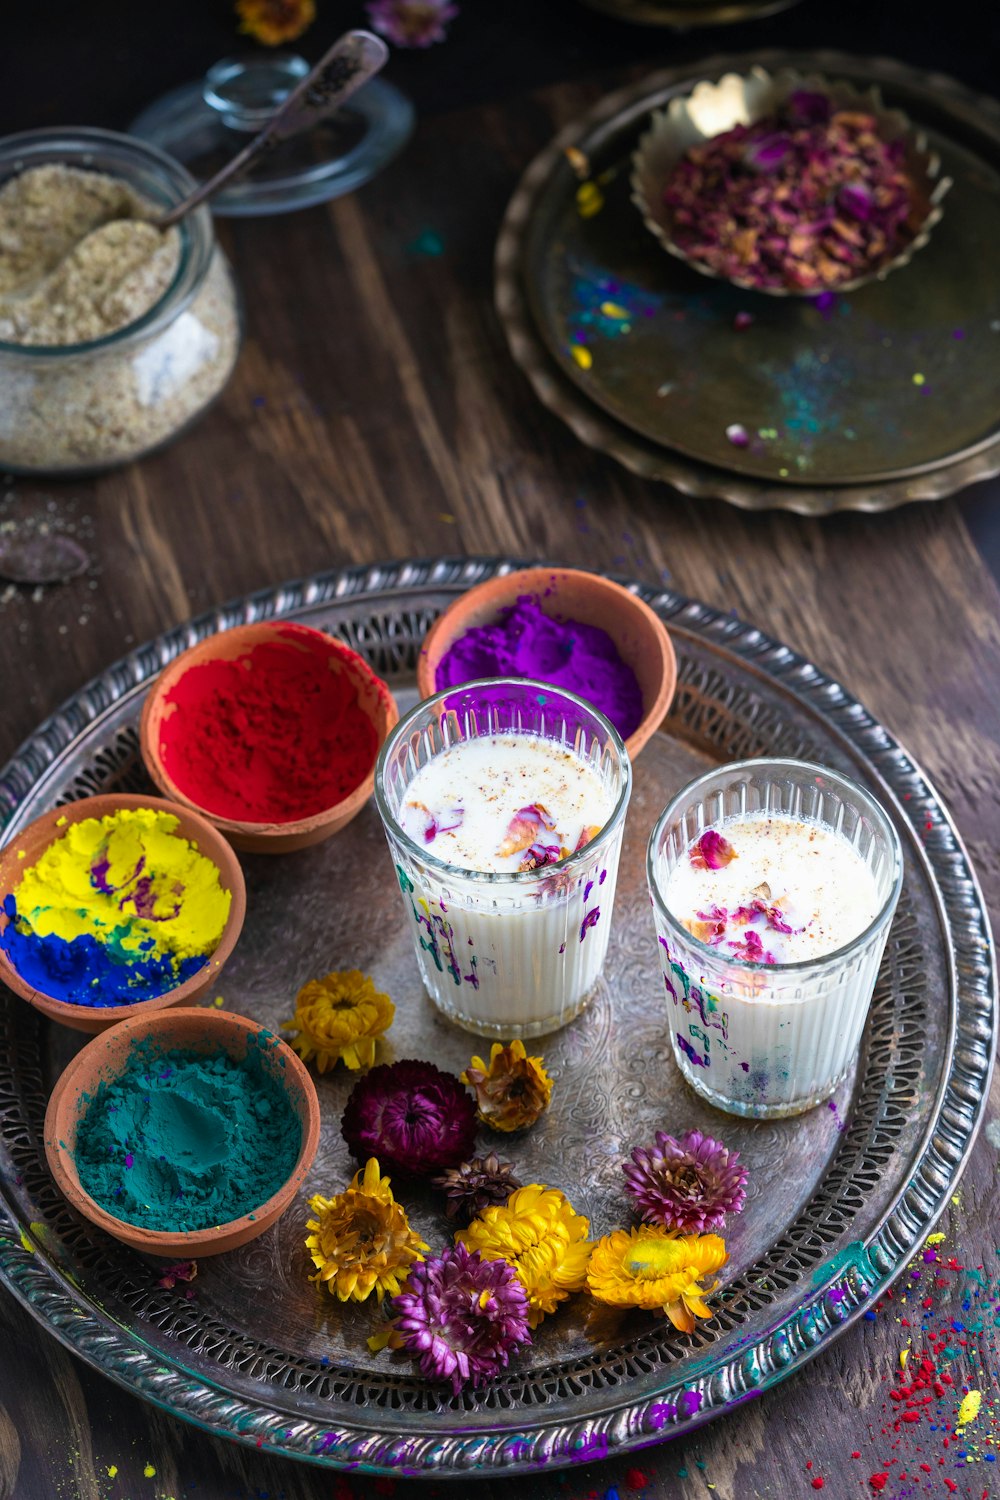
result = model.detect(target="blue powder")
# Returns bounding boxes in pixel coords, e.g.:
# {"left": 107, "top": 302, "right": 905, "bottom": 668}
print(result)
{"left": 1, "top": 895, "right": 206, "bottom": 1007}
{"left": 75, "top": 1041, "right": 301, "bottom": 1232}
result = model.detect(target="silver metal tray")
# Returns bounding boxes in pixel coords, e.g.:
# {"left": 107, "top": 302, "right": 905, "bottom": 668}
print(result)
{"left": 0, "top": 556, "right": 994, "bottom": 1477}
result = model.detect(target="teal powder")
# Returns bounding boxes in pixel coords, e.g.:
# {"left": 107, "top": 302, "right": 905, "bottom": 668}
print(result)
{"left": 74, "top": 1039, "right": 301, "bottom": 1233}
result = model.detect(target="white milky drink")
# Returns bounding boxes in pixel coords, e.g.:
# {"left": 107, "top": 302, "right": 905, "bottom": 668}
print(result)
{"left": 648, "top": 760, "right": 902, "bottom": 1119}
{"left": 376, "top": 682, "right": 632, "bottom": 1039}
{"left": 664, "top": 814, "right": 881, "bottom": 964}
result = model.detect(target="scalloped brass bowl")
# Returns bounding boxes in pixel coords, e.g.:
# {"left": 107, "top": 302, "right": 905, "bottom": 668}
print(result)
{"left": 630, "top": 66, "right": 952, "bottom": 297}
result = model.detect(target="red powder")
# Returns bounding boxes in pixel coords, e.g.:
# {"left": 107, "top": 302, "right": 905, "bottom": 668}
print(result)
{"left": 625, "top": 1471, "right": 649, "bottom": 1491}
{"left": 158, "top": 627, "right": 379, "bottom": 823}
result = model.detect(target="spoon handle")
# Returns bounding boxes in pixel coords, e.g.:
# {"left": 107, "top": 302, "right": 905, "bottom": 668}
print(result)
{"left": 156, "top": 30, "right": 390, "bottom": 229}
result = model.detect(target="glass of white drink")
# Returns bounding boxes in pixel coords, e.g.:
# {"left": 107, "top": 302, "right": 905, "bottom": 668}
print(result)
{"left": 375, "top": 679, "right": 632, "bottom": 1038}
{"left": 646, "top": 757, "right": 903, "bottom": 1118}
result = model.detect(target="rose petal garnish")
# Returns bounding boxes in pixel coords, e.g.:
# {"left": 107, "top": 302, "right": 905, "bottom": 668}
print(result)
{"left": 731, "top": 898, "right": 800, "bottom": 935}
{"left": 689, "top": 830, "right": 736, "bottom": 870}
{"left": 497, "top": 804, "right": 556, "bottom": 858}
{"left": 403, "top": 800, "right": 463, "bottom": 845}
{"left": 687, "top": 904, "right": 728, "bottom": 945}
{"left": 519, "top": 841, "right": 563, "bottom": 872}
{"left": 728, "top": 929, "right": 777, "bottom": 964}
{"left": 574, "top": 823, "right": 603, "bottom": 853}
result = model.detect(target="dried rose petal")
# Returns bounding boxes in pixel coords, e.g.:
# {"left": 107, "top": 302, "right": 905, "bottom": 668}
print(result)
{"left": 688, "top": 904, "right": 728, "bottom": 945}
{"left": 788, "top": 89, "right": 832, "bottom": 125}
{"left": 404, "top": 800, "right": 463, "bottom": 845}
{"left": 574, "top": 823, "right": 603, "bottom": 853}
{"left": 519, "top": 841, "right": 564, "bottom": 872}
{"left": 731, "top": 897, "right": 800, "bottom": 935}
{"left": 497, "top": 804, "right": 556, "bottom": 858}
{"left": 689, "top": 830, "right": 737, "bottom": 870}
{"left": 662, "top": 91, "right": 917, "bottom": 291}
{"left": 728, "top": 929, "right": 777, "bottom": 964}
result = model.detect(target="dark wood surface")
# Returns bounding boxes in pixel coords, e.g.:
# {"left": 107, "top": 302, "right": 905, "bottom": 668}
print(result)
{"left": 2, "top": 34, "right": 1000, "bottom": 1500}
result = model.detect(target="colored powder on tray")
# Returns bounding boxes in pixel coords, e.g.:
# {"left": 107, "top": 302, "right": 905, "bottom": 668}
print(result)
{"left": 158, "top": 629, "right": 378, "bottom": 823}
{"left": 0, "top": 807, "right": 230, "bottom": 1007}
{"left": 435, "top": 595, "right": 643, "bottom": 740}
{"left": 74, "top": 1039, "right": 301, "bottom": 1232}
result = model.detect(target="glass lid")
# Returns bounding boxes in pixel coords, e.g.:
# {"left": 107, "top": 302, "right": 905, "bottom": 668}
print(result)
{"left": 129, "top": 53, "right": 413, "bottom": 217}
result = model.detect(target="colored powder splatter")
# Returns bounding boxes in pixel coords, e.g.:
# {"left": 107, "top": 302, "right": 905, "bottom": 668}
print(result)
{"left": 74, "top": 1037, "right": 301, "bottom": 1232}
{"left": 435, "top": 594, "right": 643, "bottom": 741}
{"left": 0, "top": 808, "right": 230, "bottom": 1006}
{"left": 567, "top": 264, "right": 663, "bottom": 363}
{"left": 157, "top": 625, "right": 380, "bottom": 823}
{"left": 406, "top": 228, "right": 445, "bottom": 258}
{"left": 957, "top": 1388, "right": 982, "bottom": 1426}
{"left": 840, "top": 1235, "right": 1000, "bottom": 1491}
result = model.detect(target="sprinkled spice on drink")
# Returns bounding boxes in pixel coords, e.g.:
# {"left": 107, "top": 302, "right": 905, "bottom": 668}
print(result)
{"left": 156, "top": 627, "right": 379, "bottom": 823}
{"left": 434, "top": 595, "right": 643, "bottom": 741}
{"left": 663, "top": 90, "right": 917, "bottom": 291}
{"left": 0, "top": 808, "right": 231, "bottom": 1006}
{"left": 74, "top": 1038, "right": 301, "bottom": 1232}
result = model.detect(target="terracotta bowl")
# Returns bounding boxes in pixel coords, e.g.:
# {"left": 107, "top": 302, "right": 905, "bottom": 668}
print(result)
{"left": 0, "top": 793, "right": 246, "bottom": 1035}
{"left": 44, "top": 1007, "right": 321, "bottom": 1258}
{"left": 140, "top": 621, "right": 399, "bottom": 854}
{"left": 416, "top": 567, "right": 677, "bottom": 759}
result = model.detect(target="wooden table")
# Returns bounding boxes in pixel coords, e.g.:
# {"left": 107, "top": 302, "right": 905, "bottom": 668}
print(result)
{"left": 1, "top": 44, "right": 999, "bottom": 1500}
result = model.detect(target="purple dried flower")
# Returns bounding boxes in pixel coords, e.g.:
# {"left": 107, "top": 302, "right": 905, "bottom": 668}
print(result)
{"left": 366, "top": 0, "right": 458, "bottom": 47}
{"left": 341, "top": 1060, "right": 478, "bottom": 1178}
{"left": 391, "top": 1243, "right": 531, "bottom": 1393}
{"left": 623, "top": 1128, "right": 748, "bottom": 1232}
{"left": 433, "top": 1152, "right": 522, "bottom": 1223}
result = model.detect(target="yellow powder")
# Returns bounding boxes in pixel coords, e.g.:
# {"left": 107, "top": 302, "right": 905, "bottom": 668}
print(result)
{"left": 13, "top": 807, "right": 230, "bottom": 961}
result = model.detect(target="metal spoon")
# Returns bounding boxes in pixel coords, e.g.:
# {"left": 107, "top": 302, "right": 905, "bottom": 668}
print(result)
{"left": 154, "top": 29, "right": 390, "bottom": 230}
{"left": 0, "top": 530, "right": 90, "bottom": 585}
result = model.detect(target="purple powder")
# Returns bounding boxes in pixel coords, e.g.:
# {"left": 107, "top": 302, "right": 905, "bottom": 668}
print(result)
{"left": 435, "top": 595, "right": 643, "bottom": 740}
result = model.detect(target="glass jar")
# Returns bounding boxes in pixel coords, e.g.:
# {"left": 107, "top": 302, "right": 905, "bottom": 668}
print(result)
{"left": 0, "top": 127, "right": 242, "bottom": 476}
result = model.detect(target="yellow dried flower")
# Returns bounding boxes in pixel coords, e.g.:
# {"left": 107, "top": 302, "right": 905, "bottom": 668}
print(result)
{"left": 456, "top": 1183, "right": 590, "bottom": 1327}
{"left": 586, "top": 1227, "right": 728, "bottom": 1333}
{"left": 461, "top": 1040, "right": 553, "bottom": 1132}
{"left": 235, "top": 0, "right": 316, "bottom": 45}
{"left": 284, "top": 970, "right": 394, "bottom": 1072}
{"left": 305, "top": 1157, "right": 428, "bottom": 1303}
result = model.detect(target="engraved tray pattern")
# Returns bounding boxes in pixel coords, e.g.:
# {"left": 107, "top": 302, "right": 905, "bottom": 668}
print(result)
{"left": 0, "top": 556, "right": 994, "bottom": 1477}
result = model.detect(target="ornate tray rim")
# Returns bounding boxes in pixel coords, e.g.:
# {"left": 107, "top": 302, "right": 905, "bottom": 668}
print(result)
{"left": 494, "top": 49, "right": 1000, "bottom": 515}
{"left": 0, "top": 555, "right": 995, "bottom": 1477}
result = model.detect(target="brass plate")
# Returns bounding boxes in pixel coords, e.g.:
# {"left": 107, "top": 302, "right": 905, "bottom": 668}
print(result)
{"left": 496, "top": 50, "right": 1000, "bottom": 507}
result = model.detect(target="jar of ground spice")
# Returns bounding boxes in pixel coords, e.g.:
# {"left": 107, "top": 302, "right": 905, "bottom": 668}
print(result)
{"left": 0, "top": 128, "right": 241, "bottom": 475}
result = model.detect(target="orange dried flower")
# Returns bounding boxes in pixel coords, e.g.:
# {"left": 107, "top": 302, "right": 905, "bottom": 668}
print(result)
{"left": 236, "top": 0, "right": 316, "bottom": 46}
{"left": 461, "top": 1040, "right": 553, "bottom": 1132}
